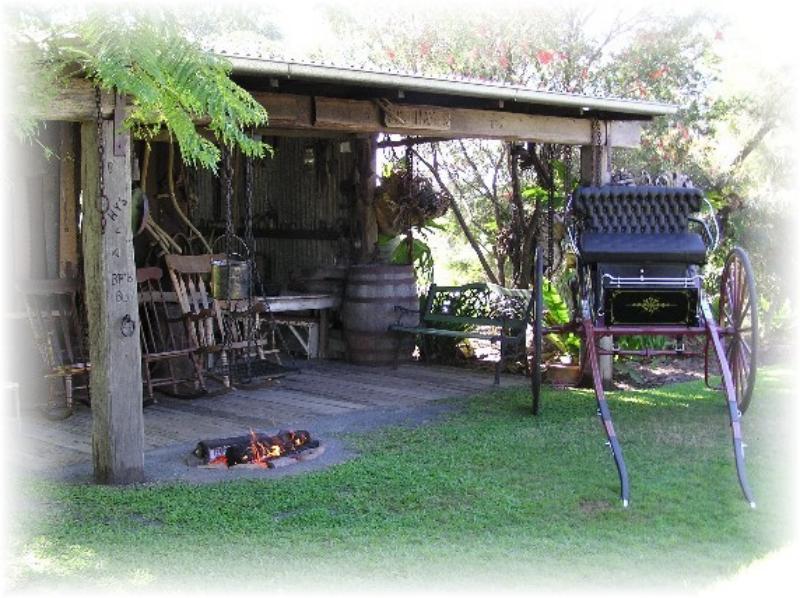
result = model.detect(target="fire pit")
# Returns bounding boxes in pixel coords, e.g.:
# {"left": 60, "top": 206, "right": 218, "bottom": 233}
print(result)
{"left": 194, "top": 429, "right": 324, "bottom": 469}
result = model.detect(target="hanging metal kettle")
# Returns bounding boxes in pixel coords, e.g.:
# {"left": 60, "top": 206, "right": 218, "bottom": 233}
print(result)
{"left": 210, "top": 235, "right": 253, "bottom": 300}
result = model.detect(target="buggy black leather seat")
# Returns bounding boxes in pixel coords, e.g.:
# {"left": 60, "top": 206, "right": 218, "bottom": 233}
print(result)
{"left": 573, "top": 186, "right": 707, "bottom": 264}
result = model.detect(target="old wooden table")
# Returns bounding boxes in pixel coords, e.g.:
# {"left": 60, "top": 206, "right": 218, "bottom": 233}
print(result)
{"left": 216, "top": 294, "right": 337, "bottom": 358}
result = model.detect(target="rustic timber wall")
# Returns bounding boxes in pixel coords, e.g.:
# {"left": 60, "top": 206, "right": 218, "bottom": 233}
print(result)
{"left": 6, "top": 122, "right": 72, "bottom": 408}
{"left": 191, "top": 136, "right": 357, "bottom": 287}
{"left": 8, "top": 123, "right": 63, "bottom": 282}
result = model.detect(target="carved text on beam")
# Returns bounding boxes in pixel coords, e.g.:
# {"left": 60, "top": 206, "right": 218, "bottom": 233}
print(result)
{"left": 384, "top": 107, "right": 452, "bottom": 131}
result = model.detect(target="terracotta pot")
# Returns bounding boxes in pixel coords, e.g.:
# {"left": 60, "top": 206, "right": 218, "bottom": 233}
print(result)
{"left": 545, "top": 363, "right": 582, "bottom": 387}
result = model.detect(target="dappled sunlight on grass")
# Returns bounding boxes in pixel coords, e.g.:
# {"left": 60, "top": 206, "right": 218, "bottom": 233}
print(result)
{"left": 6, "top": 366, "right": 794, "bottom": 592}
{"left": 15, "top": 537, "right": 101, "bottom": 581}
{"left": 614, "top": 392, "right": 662, "bottom": 407}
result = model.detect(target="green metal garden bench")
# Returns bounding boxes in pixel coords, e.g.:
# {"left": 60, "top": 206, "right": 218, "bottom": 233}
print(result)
{"left": 389, "top": 282, "right": 535, "bottom": 384}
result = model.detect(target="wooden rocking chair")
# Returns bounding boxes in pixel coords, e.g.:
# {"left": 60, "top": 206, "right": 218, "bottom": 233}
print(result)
{"left": 137, "top": 267, "right": 207, "bottom": 402}
{"left": 164, "top": 254, "right": 280, "bottom": 388}
{"left": 19, "top": 278, "right": 90, "bottom": 413}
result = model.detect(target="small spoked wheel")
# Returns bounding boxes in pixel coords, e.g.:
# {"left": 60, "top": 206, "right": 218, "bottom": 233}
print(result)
{"left": 531, "top": 248, "right": 544, "bottom": 415}
{"left": 718, "top": 246, "right": 758, "bottom": 414}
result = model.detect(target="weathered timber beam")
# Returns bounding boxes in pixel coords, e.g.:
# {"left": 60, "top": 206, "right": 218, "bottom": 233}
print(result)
{"left": 150, "top": 127, "right": 351, "bottom": 144}
{"left": 376, "top": 136, "right": 444, "bottom": 148}
{"left": 81, "top": 114, "right": 145, "bottom": 485}
{"left": 311, "top": 96, "right": 645, "bottom": 147}
{"left": 32, "top": 79, "right": 644, "bottom": 148}
{"left": 200, "top": 90, "right": 646, "bottom": 147}
{"left": 32, "top": 78, "right": 115, "bottom": 121}
{"left": 250, "top": 92, "right": 314, "bottom": 128}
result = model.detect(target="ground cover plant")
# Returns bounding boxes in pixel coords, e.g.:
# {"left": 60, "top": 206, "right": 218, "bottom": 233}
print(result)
{"left": 7, "top": 367, "right": 793, "bottom": 593}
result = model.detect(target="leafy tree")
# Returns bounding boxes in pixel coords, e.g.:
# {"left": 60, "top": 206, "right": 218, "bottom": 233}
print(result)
{"left": 8, "top": 8, "right": 271, "bottom": 170}
{"left": 323, "top": 4, "right": 791, "bottom": 342}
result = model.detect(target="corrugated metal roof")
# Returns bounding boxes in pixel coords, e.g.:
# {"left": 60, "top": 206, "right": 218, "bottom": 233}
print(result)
{"left": 214, "top": 50, "right": 677, "bottom": 119}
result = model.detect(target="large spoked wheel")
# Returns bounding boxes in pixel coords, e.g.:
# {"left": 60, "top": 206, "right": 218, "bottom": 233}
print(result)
{"left": 718, "top": 246, "right": 758, "bottom": 414}
{"left": 531, "top": 248, "right": 544, "bottom": 415}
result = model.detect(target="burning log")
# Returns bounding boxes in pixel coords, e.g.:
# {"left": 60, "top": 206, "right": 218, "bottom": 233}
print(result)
{"left": 194, "top": 429, "right": 319, "bottom": 468}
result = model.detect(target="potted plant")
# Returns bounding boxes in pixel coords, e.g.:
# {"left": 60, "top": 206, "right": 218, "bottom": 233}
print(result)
{"left": 541, "top": 279, "right": 582, "bottom": 386}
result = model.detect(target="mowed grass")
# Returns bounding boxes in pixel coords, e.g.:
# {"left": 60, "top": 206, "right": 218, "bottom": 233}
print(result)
{"left": 6, "top": 366, "right": 796, "bottom": 593}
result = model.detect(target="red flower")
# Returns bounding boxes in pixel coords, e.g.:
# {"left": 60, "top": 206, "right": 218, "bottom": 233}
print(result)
{"left": 649, "top": 66, "right": 668, "bottom": 80}
{"left": 715, "top": 30, "right": 724, "bottom": 41}
{"left": 499, "top": 55, "right": 510, "bottom": 69}
{"left": 387, "top": 49, "right": 397, "bottom": 61}
{"left": 536, "top": 50, "right": 553, "bottom": 65}
{"left": 419, "top": 40, "right": 432, "bottom": 57}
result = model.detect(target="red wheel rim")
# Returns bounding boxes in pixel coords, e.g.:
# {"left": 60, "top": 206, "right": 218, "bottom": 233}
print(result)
{"left": 718, "top": 248, "right": 758, "bottom": 413}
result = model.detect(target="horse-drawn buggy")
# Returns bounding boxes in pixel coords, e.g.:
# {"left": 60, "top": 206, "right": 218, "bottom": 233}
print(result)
{"left": 530, "top": 185, "right": 757, "bottom": 508}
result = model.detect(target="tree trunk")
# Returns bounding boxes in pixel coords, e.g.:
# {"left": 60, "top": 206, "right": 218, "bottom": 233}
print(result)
{"left": 414, "top": 149, "right": 499, "bottom": 284}
{"left": 508, "top": 143, "right": 526, "bottom": 287}
{"left": 81, "top": 114, "right": 144, "bottom": 485}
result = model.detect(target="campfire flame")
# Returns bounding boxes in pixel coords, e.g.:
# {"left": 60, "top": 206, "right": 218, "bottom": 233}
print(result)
{"left": 246, "top": 429, "right": 312, "bottom": 467}
{"left": 195, "top": 429, "right": 318, "bottom": 468}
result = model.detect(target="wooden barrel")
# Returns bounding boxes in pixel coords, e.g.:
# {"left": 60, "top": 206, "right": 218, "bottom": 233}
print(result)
{"left": 341, "top": 264, "right": 418, "bottom": 365}
{"left": 303, "top": 265, "right": 347, "bottom": 308}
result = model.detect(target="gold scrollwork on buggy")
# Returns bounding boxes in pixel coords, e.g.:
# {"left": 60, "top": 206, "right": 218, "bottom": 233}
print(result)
{"left": 630, "top": 296, "right": 676, "bottom": 314}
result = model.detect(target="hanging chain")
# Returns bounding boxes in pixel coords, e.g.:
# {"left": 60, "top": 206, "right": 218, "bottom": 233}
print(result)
{"left": 244, "top": 151, "right": 255, "bottom": 280}
{"left": 591, "top": 118, "right": 602, "bottom": 187}
{"left": 242, "top": 146, "right": 256, "bottom": 382}
{"left": 95, "top": 88, "right": 108, "bottom": 234}
{"left": 564, "top": 145, "right": 573, "bottom": 197}
{"left": 404, "top": 144, "right": 415, "bottom": 264}
{"left": 244, "top": 147, "right": 261, "bottom": 297}
{"left": 223, "top": 145, "right": 235, "bottom": 260}
{"left": 243, "top": 140, "right": 295, "bottom": 369}
{"left": 220, "top": 145, "right": 235, "bottom": 381}
{"left": 546, "top": 146, "right": 555, "bottom": 276}
{"left": 564, "top": 144, "right": 574, "bottom": 253}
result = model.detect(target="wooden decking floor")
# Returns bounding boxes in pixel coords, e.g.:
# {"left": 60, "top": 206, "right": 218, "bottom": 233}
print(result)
{"left": 18, "top": 360, "right": 526, "bottom": 471}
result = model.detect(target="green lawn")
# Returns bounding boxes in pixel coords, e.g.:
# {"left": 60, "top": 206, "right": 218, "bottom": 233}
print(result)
{"left": 6, "top": 366, "right": 795, "bottom": 593}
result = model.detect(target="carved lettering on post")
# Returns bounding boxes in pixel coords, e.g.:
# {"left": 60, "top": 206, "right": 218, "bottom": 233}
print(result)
{"left": 81, "top": 115, "right": 144, "bottom": 485}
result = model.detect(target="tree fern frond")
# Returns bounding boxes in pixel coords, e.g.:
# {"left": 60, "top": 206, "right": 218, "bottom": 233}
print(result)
{"left": 15, "top": 11, "right": 271, "bottom": 170}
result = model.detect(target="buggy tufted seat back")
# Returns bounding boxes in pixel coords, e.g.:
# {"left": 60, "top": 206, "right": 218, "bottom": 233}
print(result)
{"left": 573, "top": 186, "right": 703, "bottom": 234}
{"left": 572, "top": 186, "right": 707, "bottom": 264}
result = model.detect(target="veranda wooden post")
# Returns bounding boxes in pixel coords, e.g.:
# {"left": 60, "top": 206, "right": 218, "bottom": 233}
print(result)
{"left": 580, "top": 121, "right": 613, "bottom": 386}
{"left": 80, "top": 103, "right": 145, "bottom": 484}
{"left": 355, "top": 134, "right": 378, "bottom": 262}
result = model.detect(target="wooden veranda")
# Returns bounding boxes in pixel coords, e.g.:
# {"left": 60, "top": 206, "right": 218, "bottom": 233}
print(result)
{"left": 18, "top": 360, "right": 526, "bottom": 476}
{"left": 6, "top": 54, "right": 675, "bottom": 484}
